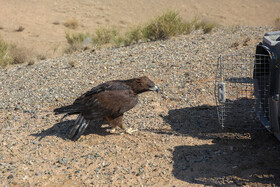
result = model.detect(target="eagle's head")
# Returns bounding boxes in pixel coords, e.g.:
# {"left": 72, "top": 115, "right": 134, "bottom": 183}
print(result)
{"left": 132, "top": 76, "right": 159, "bottom": 94}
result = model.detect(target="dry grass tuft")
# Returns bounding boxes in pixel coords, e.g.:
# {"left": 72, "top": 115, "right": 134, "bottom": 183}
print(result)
{"left": 27, "top": 59, "right": 35, "bottom": 66}
{"left": 0, "top": 36, "right": 34, "bottom": 67}
{"left": 92, "top": 28, "right": 118, "bottom": 46}
{"left": 227, "top": 25, "right": 241, "bottom": 34}
{"left": 15, "top": 26, "right": 25, "bottom": 32}
{"left": 0, "top": 36, "right": 13, "bottom": 67}
{"left": 200, "top": 20, "right": 218, "bottom": 34}
{"left": 64, "top": 19, "right": 79, "bottom": 29}
{"left": 53, "top": 21, "right": 60, "bottom": 25}
{"left": 64, "top": 10, "right": 219, "bottom": 53}
{"left": 192, "top": 19, "right": 218, "bottom": 34}
{"left": 141, "top": 10, "right": 190, "bottom": 41}
{"left": 68, "top": 61, "right": 76, "bottom": 68}
{"left": 274, "top": 17, "right": 280, "bottom": 31}
{"left": 37, "top": 53, "right": 47, "bottom": 60}
{"left": 243, "top": 37, "right": 251, "bottom": 46}
{"left": 230, "top": 41, "right": 239, "bottom": 48}
{"left": 65, "top": 32, "right": 91, "bottom": 53}
{"left": 9, "top": 45, "right": 31, "bottom": 64}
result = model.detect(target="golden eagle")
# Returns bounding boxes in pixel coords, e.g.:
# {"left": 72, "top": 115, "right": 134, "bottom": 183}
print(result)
{"left": 54, "top": 76, "right": 158, "bottom": 141}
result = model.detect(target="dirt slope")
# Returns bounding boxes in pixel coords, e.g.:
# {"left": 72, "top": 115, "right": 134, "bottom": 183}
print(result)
{"left": 1, "top": 26, "right": 280, "bottom": 186}
{"left": 0, "top": 0, "right": 280, "bottom": 57}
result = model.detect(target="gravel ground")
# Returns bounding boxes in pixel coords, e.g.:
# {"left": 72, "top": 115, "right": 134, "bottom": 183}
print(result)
{"left": 1, "top": 26, "right": 280, "bottom": 186}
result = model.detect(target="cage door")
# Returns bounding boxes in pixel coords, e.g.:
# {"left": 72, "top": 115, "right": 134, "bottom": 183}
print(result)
{"left": 215, "top": 54, "right": 264, "bottom": 129}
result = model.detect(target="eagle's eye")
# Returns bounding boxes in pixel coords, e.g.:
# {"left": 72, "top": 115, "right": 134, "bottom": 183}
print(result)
{"left": 148, "top": 82, "right": 155, "bottom": 87}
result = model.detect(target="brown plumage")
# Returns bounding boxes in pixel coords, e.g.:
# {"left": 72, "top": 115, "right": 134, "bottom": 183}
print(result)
{"left": 54, "top": 76, "right": 158, "bottom": 141}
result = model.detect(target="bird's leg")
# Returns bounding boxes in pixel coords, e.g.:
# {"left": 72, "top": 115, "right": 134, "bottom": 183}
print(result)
{"left": 105, "top": 117, "right": 118, "bottom": 133}
{"left": 106, "top": 116, "right": 138, "bottom": 134}
{"left": 115, "top": 116, "right": 138, "bottom": 134}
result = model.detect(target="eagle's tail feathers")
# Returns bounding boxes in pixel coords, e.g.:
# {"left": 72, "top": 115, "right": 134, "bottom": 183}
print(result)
{"left": 72, "top": 120, "right": 89, "bottom": 141}
{"left": 54, "top": 105, "right": 79, "bottom": 115}
{"left": 68, "top": 115, "right": 83, "bottom": 138}
{"left": 68, "top": 114, "right": 89, "bottom": 141}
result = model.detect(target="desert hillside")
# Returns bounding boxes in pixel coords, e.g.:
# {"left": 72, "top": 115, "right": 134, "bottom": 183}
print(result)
{"left": 1, "top": 26, "right": 280, "bottom": 186}
{"left": 1, "top": 1, "right": 280, "bottom": 186}
{"left": 0, "top": 0, "right": 280, "bottom": 57}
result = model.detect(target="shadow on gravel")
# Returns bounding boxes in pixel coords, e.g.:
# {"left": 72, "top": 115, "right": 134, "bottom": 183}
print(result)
{"left": 31, "top": 119, "right": 112, "bottom": 141}
{"left": 162, "top": 98, "right": 280, "bottom": 186}
{"left": 31, "top": 120, "right": 73, "bottom": 140}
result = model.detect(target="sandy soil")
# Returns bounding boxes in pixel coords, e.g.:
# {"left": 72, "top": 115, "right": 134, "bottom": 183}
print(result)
{"left": 1, "top": 26, "right": 280, "bottom": 186}
{"left": 0, "top": 0, "right": 280, "bottom": 57}
{"left": 1, "top": 1, "right": 280, "bottom": 186}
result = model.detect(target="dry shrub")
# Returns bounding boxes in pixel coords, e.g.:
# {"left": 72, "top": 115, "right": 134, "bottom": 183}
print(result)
{"left": 68, "top": 61, "right": 76, "bottom": 68}
{"left": 227, "top": 25, "right": 241, "bottom": 34}
{"left": 274, "top": 17, "right": 280, "bottom": 31}
{"left": 93, "top": 28, "right": 118, "bottom": 46}
{"left": 193, "top": 19, "right": 218, "bottom": 34}
{"left": 37, "top": 53, "right": 46, "bottom": 60}
{"left": 123, "top": 27, "right": 143, "bottom": 46}
{"left": 15, "top": 26, "right": 24, "bottom": 32}
{"left": 201, "top": 20, "right": 218, "bottom": 34}
{"left": 243, "top": 37, "right": 251, "bottom": 46}
{"left": 0, "top": 37, "right": 33, "bottom": 67}
{"left": 64, "top": 10, "right": 218, "bottom": 53}
{"left": 9, "top": 45, "right": 32, "bottom": 64}
{"left": 28, "top": 59, "right": 35, "bottom": 66}
{"left": 65, "top": 32, "right": 91, "bottom": 53}
{"left": 231, "top": 42, "right": 239, "bottom": 48}
{"left": 141, "top": 10, "right": 190, "bottom": 41}
{"left": 0, "top": 36, "right": 13, "bottom": 67}
{"left": 0, "top": 35, "right": 38, "bottom": 67}
{"left": 64, "top": 19, "right": 79, "bottom": 29}
{"left": 53, "top": 21, "right": 60, "bottom": 25}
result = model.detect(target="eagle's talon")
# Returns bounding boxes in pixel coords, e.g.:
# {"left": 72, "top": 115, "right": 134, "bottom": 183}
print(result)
{"left": 106, "top": 128, "right": 116, "bottom": 133}
{"left": 125, "top": 127, "right": 138, "bottom": 134}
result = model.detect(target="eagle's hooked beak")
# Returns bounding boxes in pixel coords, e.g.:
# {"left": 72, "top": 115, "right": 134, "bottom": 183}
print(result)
{"left": 150, "top": 85, "right": 159, "bottom": 93}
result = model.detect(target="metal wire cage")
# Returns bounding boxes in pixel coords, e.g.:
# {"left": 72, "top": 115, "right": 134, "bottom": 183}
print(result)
{"left": 215, "top": 53, "right": 270, "bottom": 129}
{"left": 214, "top": 31, "right": 280, "bottom": 141}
